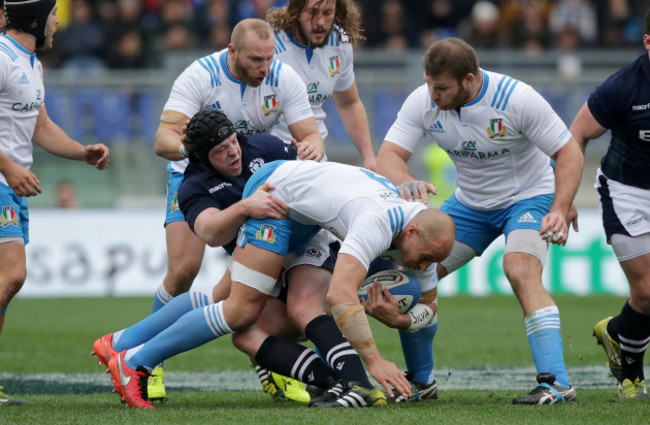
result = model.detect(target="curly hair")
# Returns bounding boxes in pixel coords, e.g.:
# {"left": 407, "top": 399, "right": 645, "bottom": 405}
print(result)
{"left": 266, "top": 0, "right": 365, "bottom": 46}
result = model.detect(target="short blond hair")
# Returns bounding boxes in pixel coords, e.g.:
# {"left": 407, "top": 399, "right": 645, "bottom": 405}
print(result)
{"left": 231, "top": 18, "right": 274, "bottom": 49}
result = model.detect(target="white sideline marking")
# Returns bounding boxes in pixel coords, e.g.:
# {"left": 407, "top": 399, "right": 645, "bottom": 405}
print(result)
{"left": 0, "top": 366, "right": 619, "bottom": 392}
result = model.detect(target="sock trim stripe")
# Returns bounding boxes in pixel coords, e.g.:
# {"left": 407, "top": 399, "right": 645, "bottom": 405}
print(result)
{"left": 190, "top": 291, "right": 209, "bottom": 309}
{"left": 295, "top": 352, "right": 320, "bottom": 382}
{"left": 526, "top": 322, "right": 561, "bottom": 335}
{"left": 619, "top": 334, "right": 650, "bottom": 346}
{"left": 325, "top": 342, "right": 352, "bottom": 364}
{"left": 620, "top": 342, "right": 648, "bottom": 353}
{"left": 203, "top": 302, "right": 231, "bottom": 337}
{"left": 329, "top": 348, "right": 358, "bottom": 366}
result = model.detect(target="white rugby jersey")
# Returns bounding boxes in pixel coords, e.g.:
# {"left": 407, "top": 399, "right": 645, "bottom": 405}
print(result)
{"left": 271, "top": 28, "right": 355, "bottom": 149}
{"left": 163, "top": 48, "right": 314, "bottom": 173}
{"left": 266, "top": 160, "right": 437, "bottom": 291}
{"left": 0, "top": 34, "right": 44, "bottom": 186}
{"left": 385, "top": 69, "right": 571, "bottom": 210}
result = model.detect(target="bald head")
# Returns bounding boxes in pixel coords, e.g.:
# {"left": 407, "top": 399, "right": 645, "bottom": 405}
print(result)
{"left": 413, "top": 208, "right": 456, "bottom": 261}
{"left": 231, "top": 18, "right": 274, "bottom": 50}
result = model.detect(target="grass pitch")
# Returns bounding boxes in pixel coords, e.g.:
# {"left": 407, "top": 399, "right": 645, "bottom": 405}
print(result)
{"left": 2, "top": 295, "right": 649, "bottom": 424}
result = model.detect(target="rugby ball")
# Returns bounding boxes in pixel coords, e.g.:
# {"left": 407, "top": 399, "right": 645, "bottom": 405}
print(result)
{"left": 358, "top": 270, "right": 421, "bottom": 314}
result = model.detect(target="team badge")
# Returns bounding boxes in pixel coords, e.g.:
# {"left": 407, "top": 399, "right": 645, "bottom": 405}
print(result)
{"left": 261, "top": 95, "right": 280, "bottom": 116}
{"left": 249, "top": 158, "right": 265, "bottom": 172}
{"left": 487, "top": 118, "right": 507, "bottom": 139}
{"left": 170, "top": 192, "right": 179, "bottom": 213}
{"left": 0, "top": 206, "right": 19, "bottom": 228}
{"left": 328, "top": 56, "right": 341, "bottom": 77}
{"left": 256, "top": 224, "right": 276, "bottom": 243}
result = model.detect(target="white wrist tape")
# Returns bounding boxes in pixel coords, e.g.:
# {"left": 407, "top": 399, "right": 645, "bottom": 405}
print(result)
{"left": 407, "top": 303, "right": 434, "bottom": 332}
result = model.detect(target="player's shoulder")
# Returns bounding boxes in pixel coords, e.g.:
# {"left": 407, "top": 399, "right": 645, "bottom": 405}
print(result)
{"left": 482, "top": 69, "right": 533, "bottom": 111}
{"left": 188, "top": 49, "right": 226, "bottom": 87}
{"left": 598, "top": 55, "right": 646, "bottom": 96}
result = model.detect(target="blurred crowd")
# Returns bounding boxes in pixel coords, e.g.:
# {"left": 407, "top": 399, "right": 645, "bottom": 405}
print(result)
{"left": 41, "top": 0, "right": 648, "bottom": 70}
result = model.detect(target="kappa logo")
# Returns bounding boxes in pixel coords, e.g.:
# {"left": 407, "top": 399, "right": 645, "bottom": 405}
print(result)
{"left": 117, "top": 355, "right": 131, "bottom": 386}
{"left": 517, "top": 212, "right": 537, "bottom": 224}
{"left": 428, "top": 120, "right": 445, "bottom": 134}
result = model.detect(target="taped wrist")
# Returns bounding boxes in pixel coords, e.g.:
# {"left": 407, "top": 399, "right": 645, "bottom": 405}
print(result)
{"left": 407, "top": 303, "right": 435, "bottom": 332}
{"left": 331, "top": 302, "right": 378, "bottom": 358}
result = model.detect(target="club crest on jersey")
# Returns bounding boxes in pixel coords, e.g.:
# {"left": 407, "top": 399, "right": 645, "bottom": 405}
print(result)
{"left": 0, "top": 206, "right": 18, "bottom": 228}
{"left": 256, "top": 224, "right": 276, "bottom": 243}
{"left": 170, "top": 192, "right": 179, "bottom": 213}
{"left": 249, "top": 157, "right": 265, "bottom": 172}
{"left": 328, "top": 56, "right": 341, "bottom": 77}
{"left": 262, "top": 95, "right": 280, "bottom": 116}
{"left": 487, "top": 118, "right": 507, "bottom": 139}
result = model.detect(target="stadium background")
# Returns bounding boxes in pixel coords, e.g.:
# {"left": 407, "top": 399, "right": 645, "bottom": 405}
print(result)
{"left": 20, "top": 0, "right": 648, "bottom": 297}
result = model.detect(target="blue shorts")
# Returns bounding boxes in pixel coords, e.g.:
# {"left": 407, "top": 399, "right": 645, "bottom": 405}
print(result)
{"left": 0, "top": 182, "right": 29, "bottom": 244}
{"left": 165, "top": 170, "right": 185, "bottom": 225}
{"left": 440, "top": 193, "right": 553, "bottom": 255}
{"left": 238, "top": 160, "right": 318, "bottom": 256}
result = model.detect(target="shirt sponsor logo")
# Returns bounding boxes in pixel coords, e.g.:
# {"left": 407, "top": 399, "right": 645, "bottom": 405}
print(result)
{"left": 306, "top": 82, "right": 319, "bottom": 93}
{"left": 0, "top": 206, "right": 19, "bottom": 228}
{"left": 256, "top": 224, "right": 276, "bottom": 243}
{"left": 632, "top": 102, "right": 650, "bottom": 111}
{"left": 487, "top": 118, "right": 507, "bottom": 139}
{"left": 639, "top": 130, "right": 650, "bottom": 142}
{"left": 446, "top": 147, "right": 510, "bottom": 160}
{"left": 462, "top": 140, "right": 477, "bottom": 151}
{"left": 209, "top": 182, "right": 233, "bottom": 193}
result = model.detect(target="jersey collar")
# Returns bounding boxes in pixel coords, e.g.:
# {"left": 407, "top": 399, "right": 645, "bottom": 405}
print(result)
{"left": 0, "top": 34, "right": 37, "bottom": 67}
{"left": 284, "top": 29, "right": 315, "bottom": 64}
{"left": 220, "top": 50, "right": 248, "bottom": 99}
{"left": 464, "top": 69, "right": 489, "bottom": 107}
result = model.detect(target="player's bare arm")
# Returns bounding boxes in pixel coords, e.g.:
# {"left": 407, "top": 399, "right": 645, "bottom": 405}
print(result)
{"left": 194, "top": 182, "right": 289, "bottom": 247}
{"left": 333, "top": 82, "right": 376, "bottom": 170}
{"left": 377, "top": 141, "right": 437, "bottom": 203}
{"left": 32, "top": 106, "right": 109, "bottom": 170}
{"left": 287, "top": 116, "right": 324, "bottom": 161}
{"left": 328, "top": 253, "right": 411, "bottom": 398}
{"left": 155, "top": 110, "right": 191, "bottom": 161}
{"left": 541, "top": 137, "right": 584, "bottom": 246}
{"left": 569, "top": 102, "right": 608, "bottom": 155}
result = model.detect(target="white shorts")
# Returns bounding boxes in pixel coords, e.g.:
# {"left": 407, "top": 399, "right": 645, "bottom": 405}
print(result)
{"left": 596, "top": 168, "right": 650, "bottom": 242}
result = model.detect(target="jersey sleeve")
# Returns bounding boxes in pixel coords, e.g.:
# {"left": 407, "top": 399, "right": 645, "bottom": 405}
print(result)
{"left": 253, "top": 134, "right": 300, "bottom": 160}
{"left": 162, "top": 60, "right": 212, "bottom": 118}
{"left": 383, "top": 85, "right": 429, "bottom": 153}
{"left": 0, "top": 54, "right": 11, "bottom": 92}
{"left": 277, "top": 61, "right": 314, "bottom": 125}
{"left": 587, "top": 73, "right": 624, "bottom": 129}
{"left": 339, "top": 215, "right": 394, "bottom": 270}
{"left": 513, "top": 84, "right": 571, "bottom": 157}
{"left": 178, "top": 175, "right": 222, "bottom": 232}
{"left": 333, "top": 40, "right": 355, "bottom": 92}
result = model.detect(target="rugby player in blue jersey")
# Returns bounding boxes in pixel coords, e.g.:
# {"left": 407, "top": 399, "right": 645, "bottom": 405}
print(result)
{"left": 571, "top": 9, "right": 650, "bottom": 400}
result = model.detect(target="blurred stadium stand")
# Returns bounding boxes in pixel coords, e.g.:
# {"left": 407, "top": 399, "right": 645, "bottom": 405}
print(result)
{"left": 32, "top": 47, "right": 643, "bottom": 209}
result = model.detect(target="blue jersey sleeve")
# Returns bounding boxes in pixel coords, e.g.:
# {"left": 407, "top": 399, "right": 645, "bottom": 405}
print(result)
{"left": 587, "top": 71, "right": 626, "bottom": 129}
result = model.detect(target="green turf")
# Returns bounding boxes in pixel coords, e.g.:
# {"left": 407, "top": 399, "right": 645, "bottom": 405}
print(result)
{"left": 1, "top": 295, "right": 648, "bottom": 424}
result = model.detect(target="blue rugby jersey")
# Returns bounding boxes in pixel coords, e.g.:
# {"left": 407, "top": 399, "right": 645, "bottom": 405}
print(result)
{"left": 178, "top": 133, "right": 298, "bottom": 254}
{"left": 588, "top": 54, "right": 650, "bottom": 189}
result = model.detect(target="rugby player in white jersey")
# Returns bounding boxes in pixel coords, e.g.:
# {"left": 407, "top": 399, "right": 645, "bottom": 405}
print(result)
{"left": 267, "top": 0, "right": 376, "bottom": 170}
{"left": 376, "top": 37, "right": 584, "bottom": 405}
{"left": 0, "top": 0, "right": 109, "bottom": 406}
{"left": 149, "top": 18, "right": 325, "bottom": 401}
{"left": 268, "top": 0, "right": 442, "bottom": 402}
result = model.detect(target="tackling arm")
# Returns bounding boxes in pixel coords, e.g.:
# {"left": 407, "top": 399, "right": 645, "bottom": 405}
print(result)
{"left": 333, "top": 82, "right": 376, "bottom": 170}
{"left": 569, "top": 102, "right": 608, "bottom": 155}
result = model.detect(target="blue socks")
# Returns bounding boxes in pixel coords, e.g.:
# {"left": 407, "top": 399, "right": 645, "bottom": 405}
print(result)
{"left": 399, "top": 319, "right": 437, "bottom": 385}
{"left": 525, "top": 305, "right": 569, "bottom": 388}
